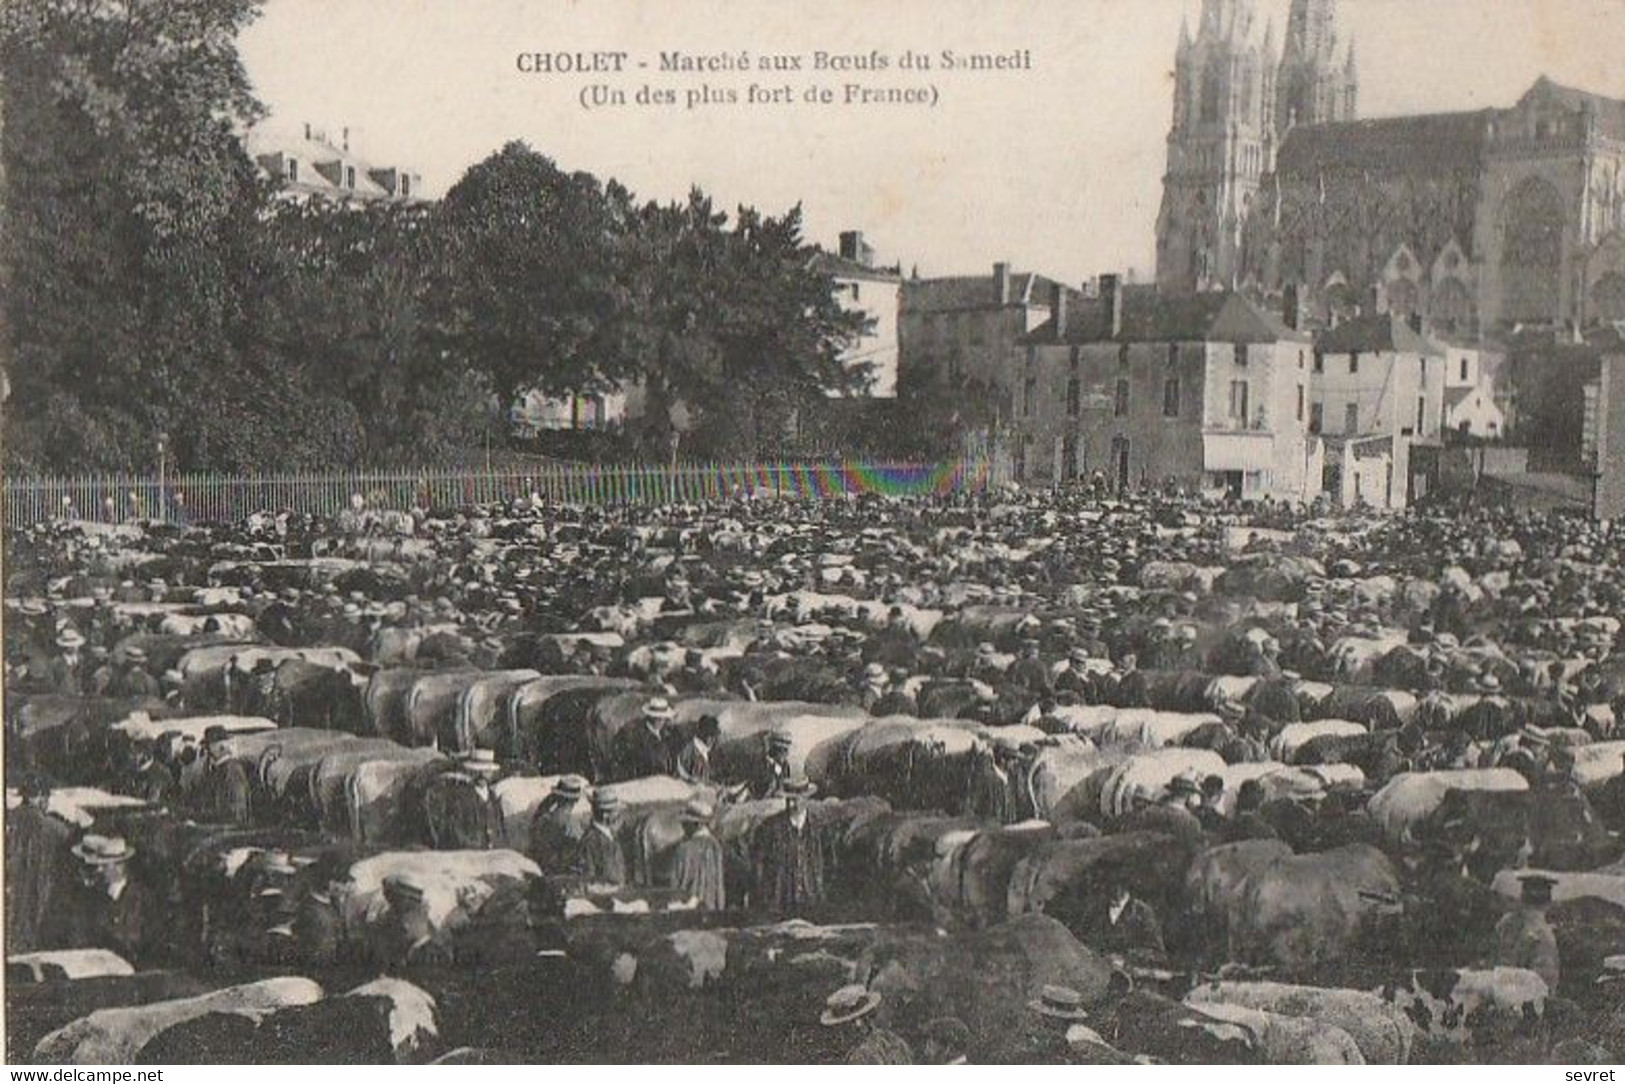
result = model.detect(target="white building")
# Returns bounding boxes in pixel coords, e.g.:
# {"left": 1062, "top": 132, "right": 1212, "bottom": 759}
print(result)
{"left": 246, "top": 123, "right": 425, "bottom": 204}
{"left": 813, "top": 232, "right": 903, "bottom": 398}
{"left": 1311, "top": 313, "right": 1448, "bottom": 509}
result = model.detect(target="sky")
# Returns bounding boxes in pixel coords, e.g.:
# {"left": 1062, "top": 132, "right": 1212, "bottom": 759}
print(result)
{"left": 238, "top": 0, "right": 1625, "bottom": 285}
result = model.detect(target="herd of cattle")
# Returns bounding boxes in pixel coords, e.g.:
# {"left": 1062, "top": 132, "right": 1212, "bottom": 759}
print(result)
{"left": 4, "top": 489, "right": 1625, "bottom": 1064}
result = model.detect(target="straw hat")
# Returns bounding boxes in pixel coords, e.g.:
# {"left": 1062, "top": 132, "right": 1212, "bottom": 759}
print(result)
{"left": 72, "top": 834, "right": 134, "bottom": 865}
{"left": 461, "top": 748, "right": 501, "bottom": 776}
{"left": 56, "top": 628, "right": 86, "bottom": 650}
{"left": 643, "top": 697, "right": 675, "bottom": 721}
{"left": 781, "top": 775, "right": 817, "bottom": 797}
{"left": 1028, "top": 984, "right": 1090, "bottom": 1021}
{"left": 820, "top": 984, "right": 882, "bottom": 1026}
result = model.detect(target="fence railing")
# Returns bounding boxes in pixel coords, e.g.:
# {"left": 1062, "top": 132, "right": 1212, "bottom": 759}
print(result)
{"left": 2, "top": 458, "right": 992, "bottom": 528}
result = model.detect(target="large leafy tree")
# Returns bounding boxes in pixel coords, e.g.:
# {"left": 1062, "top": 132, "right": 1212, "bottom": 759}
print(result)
{"left": 1, "top": 0, "right": 269, "bottom": 471}
{"left": 429, "top": 142, "right": 636, "bottom": 411}
{"left": 620, "top": 193, "right": 870, "bottom": 458}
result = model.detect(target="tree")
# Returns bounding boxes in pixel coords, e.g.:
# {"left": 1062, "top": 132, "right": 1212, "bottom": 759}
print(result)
{"left": 620, "top": 194, "right": 870, "bottom": 459}
{"left": 1, "top": 0, "right": 269, "bottom": 471}
{"left": 429, "top": 142, "right": 635, "bottom": 410}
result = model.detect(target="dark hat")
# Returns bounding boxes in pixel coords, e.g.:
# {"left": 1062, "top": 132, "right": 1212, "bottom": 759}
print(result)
{"left": 1517, "top": 873, "right": 1559, "bottom": 905}
{"left": 201, "top": 725, "right": 230, "bottom": 745}
{"left": 768, "top": 731, "right": 794, "bottom": 751}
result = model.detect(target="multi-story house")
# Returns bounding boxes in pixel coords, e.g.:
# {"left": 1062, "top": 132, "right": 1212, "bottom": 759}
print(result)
{"left": 1016, "top": 277, "right": 1320, "bottom": 500}
{"left": 1310, "top": 313, "right": 1448, "bottom": 508}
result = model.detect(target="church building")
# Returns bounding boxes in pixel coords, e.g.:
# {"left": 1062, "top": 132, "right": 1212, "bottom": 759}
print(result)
{"left": 1156, "top": 0, "right": 1625, "bottom": 336}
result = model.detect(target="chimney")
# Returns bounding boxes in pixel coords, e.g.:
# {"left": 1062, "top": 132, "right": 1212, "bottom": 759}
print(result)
{"left": 1283, "top": 283, "right": 1303, "bottom": 331}
{"left": 1101, "top": 274, "right": 1123, "bottom": 339}
{"left": 839, "top": 230, "right": 864, "bottom": 263}
{"left": 994, "top": 262, "right": 1011, "bottom": 305}
{"left": 1051, "top": 282, "right": 1069, "bottom": 340}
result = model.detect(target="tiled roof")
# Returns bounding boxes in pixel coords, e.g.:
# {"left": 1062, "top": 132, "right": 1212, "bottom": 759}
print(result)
{"left": 903, "top": 272, "right": 1081, "bottom": 313}
{"left": 1315, "top": 313, "right": 1446, "bottom": 357}
{"left": 811, "top": 252, "right": 903, "bottom": 283}
{"left": 1523, "top": 77, "right": 1625, "bottom": 140}
{"left": 1276, "top": 110, "right": 1493, "bottom": 175}
{"left": 1022, "top": 288, "right": 1310, "bottom": 345}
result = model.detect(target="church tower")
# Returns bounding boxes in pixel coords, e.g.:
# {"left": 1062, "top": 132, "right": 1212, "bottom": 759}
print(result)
{"left": 1155, "top": 0, "right": 1272, "bottom": 293}
{"left": 1276, "top": 0, "right": 1358, "bottom": 131}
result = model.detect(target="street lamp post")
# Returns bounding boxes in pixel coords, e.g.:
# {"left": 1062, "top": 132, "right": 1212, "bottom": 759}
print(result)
{"left": 156, "top": 431, "right": 169, "bottom": 524}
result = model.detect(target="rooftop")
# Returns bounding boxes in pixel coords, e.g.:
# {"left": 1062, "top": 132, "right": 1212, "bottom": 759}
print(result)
{"left": 904, "top": 272, "right": 1081, "bottom": 314}
{"left": 1023, "top": 288, "right": 1311, "bottom": 345}
{"left": 1315, "top": 312, "right": 1446, "bottom": 357}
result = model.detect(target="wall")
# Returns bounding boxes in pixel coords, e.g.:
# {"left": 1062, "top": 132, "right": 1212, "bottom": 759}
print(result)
{"left": 832, "top": 276, "right": 902, "bottom": 397}
{"left": 1597, "top": 352, "right": 1625, "bottom": 520}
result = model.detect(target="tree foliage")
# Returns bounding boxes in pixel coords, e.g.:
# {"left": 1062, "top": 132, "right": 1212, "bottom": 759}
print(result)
{"left": 3, "top": 12, "right": 875, "bottom": 472}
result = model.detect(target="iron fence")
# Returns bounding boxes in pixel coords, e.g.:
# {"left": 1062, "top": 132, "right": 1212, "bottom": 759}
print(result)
{"left": 2, "top": 458, "right": 992, "bottom": 528}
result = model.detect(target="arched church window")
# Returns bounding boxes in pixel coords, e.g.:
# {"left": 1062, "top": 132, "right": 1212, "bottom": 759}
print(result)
{"left": 1201, "top": 65, "right": 1223, "bottom": 123}
{"left": 1387, "top": 279, "right": 1419, "bottom": 318}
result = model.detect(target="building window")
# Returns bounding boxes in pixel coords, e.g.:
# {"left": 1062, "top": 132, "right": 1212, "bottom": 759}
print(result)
{"left": 1345, "top": 402, "right": 1359, "bottom": 434}
{"left": 851, "top": 284, "right": 862, "bottom": 302}
{"left": 1296, "top": 384, "right": 1305, "bottom": 422}
{"left": 1163, "top": 376, "right": 1180, "bottom": 417}
{"left": 1416, "top": 395, "right": 1427, "bottom": 432}
{"left": 1067, "top": 376, "right": 1081, "bottom": 418}
{"left": 1118, "top": 343, "right": 1130, "bottom": 369}
{"left": 1460, "top": 357, "right": 1469, "bottom": 381}
{"left": 1313, "top": 352, "right": 1325, "bottom": 374}
{"left": 1349, "top": 352, "right": 1359, "bottom": 374}
{"left": 1310, "top": 401, "right": 1323, "bottom": 433}
{"left": 1228, "top": 380, "right": 1249, "bottom": 422}
{"left": 345, "top": 166, "right": 356, "bottom": 189}
{"left": 1299, "top": 350, "right": 1306, "bottom": 370}
{"left": 1167, "top": 343, "right": 1179, "bottom": 367}
{"left": 1236, "top": 343, "right": 1249, "bottom": 367}
{"left": 401, "top": 175, "right": 411, "bottom": 197}
{"left": 286, "top": 158, "right": 299, "bottom": 182}
{"left": 1062, "top": 434, "right": 1079, "bottom": 481}
{"left": 1114, "top": 379, "right": 1130, "bottom": 417}
{"left": 1023, "top": 375, "right": 1038, "bottom": 417}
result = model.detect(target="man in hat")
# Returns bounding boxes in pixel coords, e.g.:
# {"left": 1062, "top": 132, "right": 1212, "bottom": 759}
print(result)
{"left": 371, "top": 873, "right": 453, "bottom": 967}
{"left": 51, "top": 835, "right": 156, "bottom": 966}
{"left": 528, "top": 775, "right": 588, "bottom": 872}
{"left": 4, "top": 774, "right": 74, "bottom": 952}
{"left": 1093, "top": 880, "right": 1165, "bottom": 959}
{"left": 669, "top": 798, "right": 725, "bottom": 911}
{"left": 116, "top": 740, "right": 177, "bottom": 806}
{"left": 752, "top": 776, "right": 825, "bottom": 914}
{"left": 195, "top": 726, "right": 253, "bottom": 825}
{"left": 750, "top": 729, "right": 796, "bottom": 799}
{"left": 821, "top": 984, "right": 912, "bottom": 1064}
{"left": 111, "top": 645, "right": 162, "bottom": 700}
{"left": 578, "top": 790, "right": 628, "bottom": 886}
{"left": 673, "top": 714, "right": 720, "bottom": 785}
{"left": 45, "top": 627, "right": 87, "bottom": 694}
{"left": 426, "top": 750, "right": 507, "bottom": 850}
{"left": 616, "top": 698, "right": 675, "bottom": 781}
{"left": 1492, "top": 873, "right": 1561, "bottom": 992}
{"left": 1007, "top": 638, "right": 1053, "bottom": 700}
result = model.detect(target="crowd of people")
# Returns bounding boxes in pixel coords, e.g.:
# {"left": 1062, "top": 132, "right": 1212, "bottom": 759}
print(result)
{"left": 4, "top": 485, "right": 1624, "bottom": 1063}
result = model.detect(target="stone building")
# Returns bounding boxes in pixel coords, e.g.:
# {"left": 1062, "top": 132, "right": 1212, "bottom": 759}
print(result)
{"left": 1015, "top": 277, "right": 1319, "bottom": 500}
{"left": 1592, "top": 328, "right": 1625, "bottom": 519}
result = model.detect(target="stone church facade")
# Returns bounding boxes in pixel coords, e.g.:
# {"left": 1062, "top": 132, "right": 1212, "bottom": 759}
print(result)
{"left": 1157, "top": 0, "right": 1625, "bottom": 337}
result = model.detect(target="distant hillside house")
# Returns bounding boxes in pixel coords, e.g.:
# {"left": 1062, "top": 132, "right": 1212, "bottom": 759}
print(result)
{"left": 246, "top": 123, "right": 426, "bottom": 204}
{"left": 511, "top": 387, "right": 631, "bottom": 437}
